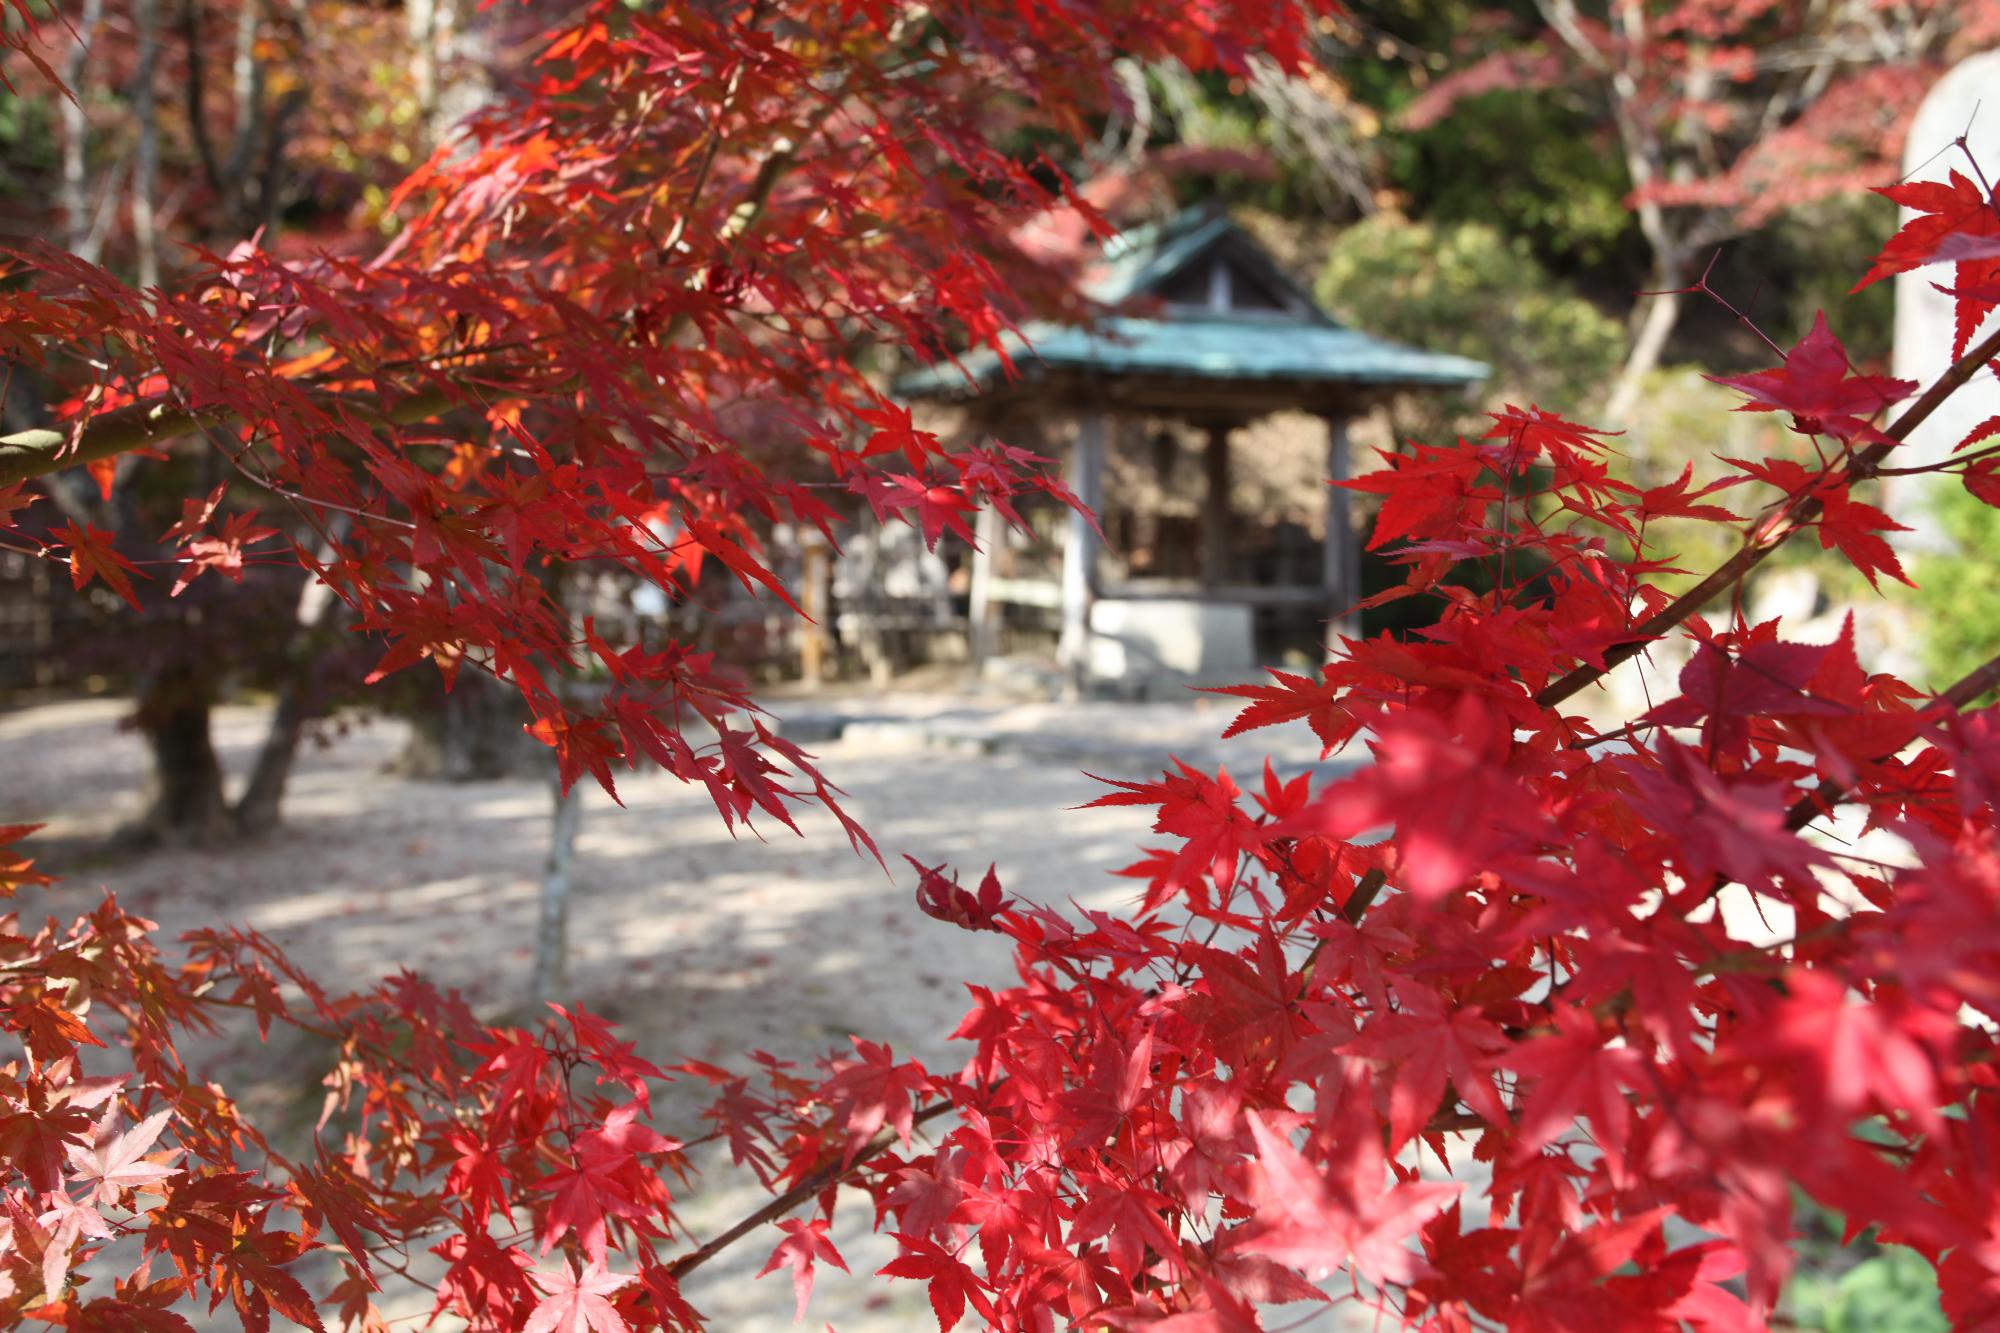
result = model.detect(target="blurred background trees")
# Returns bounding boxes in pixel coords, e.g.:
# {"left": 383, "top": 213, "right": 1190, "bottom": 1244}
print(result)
{"left": 0, "top": 0, "right": 520, "bottom": 842}
{"left": 3, "top": 0, "right": 1995, "bottom": 1322}
{"left": 5, "top": 0, "right": 1995, "bottom": 823}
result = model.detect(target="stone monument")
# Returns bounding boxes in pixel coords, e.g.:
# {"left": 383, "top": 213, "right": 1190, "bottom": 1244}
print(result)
{"left": 1889, "top": 50, "right": 2000, "bottom": 547}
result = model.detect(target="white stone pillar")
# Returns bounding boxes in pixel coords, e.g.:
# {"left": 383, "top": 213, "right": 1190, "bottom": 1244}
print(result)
{"left": 1323, "top": 414, "right": 1359, "bottom": 654}
{"left": 1057, "top": 413, "right": 1107, "bottom": 692}
{"left": 1890, "top": 51, "right": 2000, "bottom": 549}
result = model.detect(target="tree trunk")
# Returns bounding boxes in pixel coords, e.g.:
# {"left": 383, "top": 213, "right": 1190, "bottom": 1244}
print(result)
{"left": 392, "top": 670, "right": 542, "bottom": 780}
{"left": 59, "top": 0, "right": 106, "bottom": 260}
{"left": 528, "top": 772, "right": 582, "bottom": 1005}
{"left": 234, "top": 532, "right": 350, "bottom": 834}
{"left": 1604, "top": 250, "right": 1686, "bottom": 426}
{"left": 231, "top": 678, "right": 311, "bottom": 834}
{"left": 121, "top": 662, "right": 230, "bottom": 847}
{"left": 131, "top": 0, "right": 161, "bottom": 289}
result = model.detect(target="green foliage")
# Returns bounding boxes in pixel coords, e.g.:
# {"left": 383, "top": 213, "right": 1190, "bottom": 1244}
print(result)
{"left": 1378, "top": 89, "right": 1634, "bottom": 269}
{"left": 1768, "top": 196, "right": 1901, "bottom": 366}
{"left": 1914, "top": 480, "right": 2000, "bottom": 698}
{"left": 0, "top": 79, "right": 56, "bottom": 197}
{"left": 1315, "top": 214, "right": 1623, "bottom": 430}
{"left": 1785, "top": 1245, "right": 1948, "bottom": 1333}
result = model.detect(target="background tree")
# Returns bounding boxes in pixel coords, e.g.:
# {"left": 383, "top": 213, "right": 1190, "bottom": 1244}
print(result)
{"left": 1315, "top": 213, "right": 1625, "bottom": 434}
{"left": 1, "top": 0, "right": 470, "bottom": 843}
{"left": 1397, "top": 0, "right": 2000, "bottom": 420}
{"left": 7, "top": 3, "right": 2000, "bottom": 1331}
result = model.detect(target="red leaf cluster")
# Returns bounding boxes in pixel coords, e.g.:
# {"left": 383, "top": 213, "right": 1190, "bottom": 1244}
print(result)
{"left": 7, "top": 4, "right": 2000, "bottom": 1332}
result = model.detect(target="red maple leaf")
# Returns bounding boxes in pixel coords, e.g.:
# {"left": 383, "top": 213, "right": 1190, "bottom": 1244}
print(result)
{"left": 0, "top": 823, "right": 54, "bottom": 897}
{"left": 1059, "top": 1031, "right": 1155, "bottom": 1151}
{"left": 1856, "top": 170, "right": 2000, "bottom": 358}
{"left": 1708, "top": 312, "right": 1915, "bottom": 445}
{"left": 820, "top": 1038, "right": 928, "bottom": 1163}
{"left": 1857, "top": 172, "right": 2000, "bottom": 285}
{"left": 1633, "top": 463, "right": 1740, "bottom": 525}
{"left": 1082, "top": 761, "right": 1263, "bottom": 911}
{"left": 65, "top": 1108, "right": 179, "bottom": 1205}
{"left": 522, "top": 1261, "right": 632, "bottom": 1333}
{"left": 1645, "top": 636, "right": 1843, "bottom": 758}
{"left": 877, "top": 1235, "right": 989, "bottom": 1332}
{"left": 1285, "top": 697, "right": 1536, "bottom": 902}
{"left": 1726, "top": 970, "right": 1942, "bottom": 1140}
{"left": 52, "top": 521, "right": 145, "bottom": 609}
{"left": 1350, "top": 981, "right": 1511, "bottom": 1151}
{"left": 1502, "top": 1005, "right": 1646, "bottom": 1169}
{"left": 1236, "top": 1108, "right": 1457, "bottom": 1288}
{"left": 1340, "top": 442, "right": 1492, "bottom": 551}
{"left": 863, "top": 472, "right": 979, "bottom": 551}
{"left": 854, "top": 400, "right": 940, "bottom": 470}
{"left": 1203, "top": 668, "right": 1362, "bottom": 756}
{"left": 1619, "top": 739, "right": 1830, "bottom": 898}
{"left": 170, "top": 509, "right": 281, "bottom": 595}
{"left": 755, "top": 1217, "right": 847, "bottom": 1323}
{"left": 906, "top": 856, "right": 1012, "bottom": 931}
{"left": 535, "top": 1151, "right": 650, "bottom": 1266}
{"left": 1816, "top": 487, "right": 1913, "bottom": 589}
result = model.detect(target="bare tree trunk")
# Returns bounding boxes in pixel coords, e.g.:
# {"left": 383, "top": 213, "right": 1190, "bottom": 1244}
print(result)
{"left": 131, "top": 0, "right": 161, "bottom": 288}
{"left": 528, "top": 772, "right": 582, "bottom": 1005}
{"left": 232, "top": 590, "right": 342, "bottom": 832}
{"left": 234, "top": 549, "right": 348, "bottom": 832}
{"left": 1535, "top": 0, "right": 1701, "bottom": 428}
{"left": 232, "top": 680, "right": 310, "bottom": 833}
{"left": 122, "top": 661, "right": 231, "bottom": 847}
{"left": 59, "top": 0, "right": 106, "bottom": 260}
{"left": 408, "top": 0, "right": 438, "bottom": 128}
{"left": 1604, "top": 249, "right": 1687, "bottom": 425}
{"left": 232, "top": 0, "right": 260, "bottom": 151}
{"left": 528, "top": 562, "right": 581, "bottom": 1005}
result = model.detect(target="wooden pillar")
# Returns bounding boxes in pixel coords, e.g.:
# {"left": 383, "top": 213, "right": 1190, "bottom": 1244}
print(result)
{"left": 1323, "top": 414, "right": 1359, "bottom": 654}
{"left": 799, "top": 532, "right": 830, "bottom": 687}
{"left": 1057, "top": 412, "right": 1107, "bottom": 694}
{"left": 1201, "top": 420, "right": 1232, "bottom": 587}
{"left": 967, "top": 502, "right": 1001, "bottom": 667}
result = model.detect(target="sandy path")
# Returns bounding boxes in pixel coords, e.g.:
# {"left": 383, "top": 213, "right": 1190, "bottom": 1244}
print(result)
{"left": 2, "top": 689, "right": 1347, "bottom": 1330}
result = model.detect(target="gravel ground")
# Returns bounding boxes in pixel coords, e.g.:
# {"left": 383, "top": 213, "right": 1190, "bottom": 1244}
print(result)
{"left": 1, "top": 686, "right": 1356, "bottom": 1330}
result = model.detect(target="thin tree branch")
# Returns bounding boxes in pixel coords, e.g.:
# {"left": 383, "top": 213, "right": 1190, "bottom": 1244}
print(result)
{"left": 1537, "top": 322, "right": 2000, "bottom": 709}
{"left": 663, "top": 1096, "right": 957, "bottom": 1282}
{"left": 1782, "top": 648, "right": 2000, "bottom": 832}
{"left": 0, "top": 383, "right": 459, "bottom": 489}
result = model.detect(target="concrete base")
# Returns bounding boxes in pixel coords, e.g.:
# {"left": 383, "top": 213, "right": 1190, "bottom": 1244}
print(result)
{"left": 1086, "top": 598, "right": 1256, "bottom": 694}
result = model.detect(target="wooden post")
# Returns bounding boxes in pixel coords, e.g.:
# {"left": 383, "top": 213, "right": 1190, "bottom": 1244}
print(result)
{"left": 968, "top": 502, "right": 1000, "bottom": 667}
{"left": 1201, "top": 420, "right": 1232, "bottom": 587}
{"left": 799, "top": 531, "right": 829, "bottom": 687}
{"left": 1323, "top": 414, "right": 1359, "bottom": 655}
{"left": 1057, "top": 413, "right": 1107, "bottom": 694}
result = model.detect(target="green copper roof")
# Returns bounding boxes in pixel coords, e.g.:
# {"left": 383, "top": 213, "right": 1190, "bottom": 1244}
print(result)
{"left": 895, "top": 315, "right": 1490, "bottom": 397}
{"left": 1083, "top": 209, "right": 1239, "bottom": 306}
{"left": 895, "top": 206, "right": 1489, "bottom": 400}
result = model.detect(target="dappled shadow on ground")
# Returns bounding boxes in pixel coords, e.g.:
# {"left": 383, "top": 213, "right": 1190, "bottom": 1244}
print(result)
{"left": 0, "top": 687, "right": 1345, "bottom": 1330}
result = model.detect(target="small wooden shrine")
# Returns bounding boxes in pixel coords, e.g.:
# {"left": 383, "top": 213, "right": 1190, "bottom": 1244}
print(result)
{"left": 894, "top": 206, "right": 1487, "bottom": 692}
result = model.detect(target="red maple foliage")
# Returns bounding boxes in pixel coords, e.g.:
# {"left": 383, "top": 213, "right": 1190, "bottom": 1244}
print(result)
{"left": 5, "top": 3, "right": 2000, "bottom": 1331}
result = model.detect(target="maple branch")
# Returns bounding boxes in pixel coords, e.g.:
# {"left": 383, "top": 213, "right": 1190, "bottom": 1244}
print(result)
{"left": 1536, "top": 322, "right": 2000, "bottom": 709}
{"left": 0, "top": 383, "right": 460, "bottom": 489}
{"left": 1782, "top": 648, "right": 2000, "bottom": 832}
{"left": 1872, "top": 437, "right": 2000, "bottom": 476}
{"left": 1295, "top": 868, "right": 1390, "bottom": 1000}
{"left": 662, "top": 1095, "right": 958, "bottom": 1282}
{"left": 1341, "top": 867, "right": 1389, "bottom": 924}
{"left": 2, "top": 125, "right": 831, "bottom": 491}
{"left": 1548, "top": 650, "right": 2000, "bottom": 1033}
